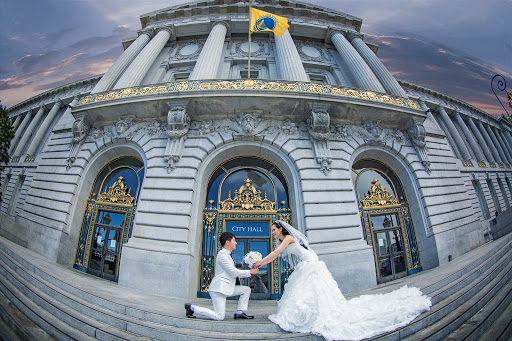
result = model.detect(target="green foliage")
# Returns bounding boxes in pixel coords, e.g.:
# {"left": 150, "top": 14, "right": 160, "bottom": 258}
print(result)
{"left": 0, "top": 101, "right": 15, "bottom": 173}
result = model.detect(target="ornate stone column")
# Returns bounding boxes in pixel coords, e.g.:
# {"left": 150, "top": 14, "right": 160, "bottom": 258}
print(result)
{"left": 329, "top": 30, "right": 385, "bottom": 93}
{"left": 189, "top": 22, "right": 229, "bottom": 80}
{"left": 114, "top": 28, "right": 172, "bottom": 89}
{"left": 468, "top": 118, "right": 495, "bottom": 164}
{"left": 501, "top": 129, "right": 512, "bottom": 154}
{"left": 13, "top": 105, "right": 47, "bottom": 157}
{"left": 24, "top": 101, "right": 63, "bottom": 159}
{"left": 492, "top": 127, "right": 512, "bottom": 164}
{"left": 485, "top": 125, "right": 507, "bottom": 165}
{"left": 437, "top": 107, "right": 472, "bottom": 162}
{"left": 274, "top": 30, "right": 309, "bottom": 82}
{"left": 496, "top": 129, "right": 512, "bottom": 163}
{"left": 349, "top": 33, "right": 407, "bottom": 97}
{"left": 454, "top": 112, "right": 485, "bottom": 164}
{"left": 91, "top": 33, "right": 151, "bottom": 94}
{"left": 477, "top": 120, "right": 502, "bottom": 165}
{"left": 9, "top": 110, "right": 35, "bottom": 154}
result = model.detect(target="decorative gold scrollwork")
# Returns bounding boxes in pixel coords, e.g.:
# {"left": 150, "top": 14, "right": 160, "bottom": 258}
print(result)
{"left": 360, "top": 179, "right": 400, "bottom": 209}
{"left": 204, "top": 212, "right": 217, "bottom": 233}
{"left": 220, "top": 178, "right": 275, "bottom": 211}
{"left": 96, "top": 176, "right": 135, "bottom": 205}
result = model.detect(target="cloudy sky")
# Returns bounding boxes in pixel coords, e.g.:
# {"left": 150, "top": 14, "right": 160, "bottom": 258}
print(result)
{"left": 1, "top": 0, "right": 511, "bottom": 116}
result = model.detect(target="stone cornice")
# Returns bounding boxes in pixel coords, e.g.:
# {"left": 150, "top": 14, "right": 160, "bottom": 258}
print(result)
{"left": 140, "top": 0, "right": 362, "bottom": 32}
{"left": 7, "top": 75, "right": 101, "bottom": 116}
{"left": 398, "top": 79, "right": 511, "bottom": 127}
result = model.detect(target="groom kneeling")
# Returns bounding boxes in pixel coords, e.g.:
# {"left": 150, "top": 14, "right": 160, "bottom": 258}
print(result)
{"left": 185, "top": 232, "right": 259, "bottom": 320}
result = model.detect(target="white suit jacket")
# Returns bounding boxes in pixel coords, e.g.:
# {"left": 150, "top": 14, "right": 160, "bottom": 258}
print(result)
{"left": 208, "top": 248, "right": 251, "bottom": 296}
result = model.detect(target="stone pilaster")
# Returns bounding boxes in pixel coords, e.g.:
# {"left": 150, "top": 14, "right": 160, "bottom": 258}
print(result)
{"left": 189, "top": 22, "right": 229, "bottom": 80}
{"left": 274, "top": 30, "right": 309, "bottom": 82}
{"left": 454, "top": 112, "right": 485, "bottom": 163}
{"left": 477, "top": 120, "right": 502, "bottom": 165}
{"left": 468, "top": 118, "right": 495, "bottom": 164}
{"left": 437, "top": 107, "right": 472, "bottom": 162}
{"left": 114, "top": 28, "right": 172, "bottom": 89}
{"left": 329, "top": 30, "right": 385, "bottom": 93}
{"left": 9, "top": 110, "right": 35, "bottom": 154}
{"left": 13, "top": 107, "right": 47, "bottom": 157}
{"left": 91, "top": 32, "right": 151, "bottom": 94}
{"left": 349, "top": 34, "right": 407, "bottom": 97}
{"left": 24, "top": 101, "right": 62, "bottom": 159}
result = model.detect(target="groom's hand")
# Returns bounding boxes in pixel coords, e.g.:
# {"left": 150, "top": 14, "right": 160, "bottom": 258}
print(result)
{"left": 250, "top": 267, "right": 259, "bottom": 275}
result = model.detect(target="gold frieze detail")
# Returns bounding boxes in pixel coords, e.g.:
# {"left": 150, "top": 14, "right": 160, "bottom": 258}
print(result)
{"left": 77, "top": 80, "right": 420, "bottom": 110}
{"left": 360, "top": 179, "right": 400, "bottom": 209}
{"left": 220, "top": 178, "right": 275, "bottom": 211}
{"left": 96, "top": 176, "right": 135, "bottom": 205}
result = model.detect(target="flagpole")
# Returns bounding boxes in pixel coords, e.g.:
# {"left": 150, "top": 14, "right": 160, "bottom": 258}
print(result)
{"left": 248, "top": 0, "right": 252, "bottom": 79}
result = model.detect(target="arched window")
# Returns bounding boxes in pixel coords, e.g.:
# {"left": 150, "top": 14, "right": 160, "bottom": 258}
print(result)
{"left": 73, "top": 157, "right": 144, "bottom": 281}
{"left": 199, "top": 156, "right": 292, "bottom": 299}
{"left": 352, "top": 159, "right": 422, "bottom": 283}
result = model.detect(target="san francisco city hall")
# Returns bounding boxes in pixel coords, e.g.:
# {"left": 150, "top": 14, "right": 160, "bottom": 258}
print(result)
{"left": 2, "top": 0, "right": 512, "bottom": 303}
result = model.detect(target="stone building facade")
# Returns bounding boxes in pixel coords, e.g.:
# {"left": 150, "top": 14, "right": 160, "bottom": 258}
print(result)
{"left": 2, "top": 0, "right": 512, "bottom": 299}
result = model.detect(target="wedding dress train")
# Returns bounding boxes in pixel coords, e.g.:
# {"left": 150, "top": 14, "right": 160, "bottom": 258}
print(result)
{"left": 269, "top": 243, "right": 431, "bottom": 341}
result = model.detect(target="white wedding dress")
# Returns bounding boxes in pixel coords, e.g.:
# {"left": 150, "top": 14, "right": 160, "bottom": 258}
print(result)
{"left": 269, "top": 243, "right": 431, "bottom": 341}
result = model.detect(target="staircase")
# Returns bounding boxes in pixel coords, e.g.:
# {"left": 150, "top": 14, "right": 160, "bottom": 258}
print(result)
{"left": 0, "top": 232, "right": 511, "bottom": 341}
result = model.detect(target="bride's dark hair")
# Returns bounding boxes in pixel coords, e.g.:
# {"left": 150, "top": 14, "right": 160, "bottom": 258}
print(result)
{"left": 273, "top": 221, "right": 307, "bottom": 249}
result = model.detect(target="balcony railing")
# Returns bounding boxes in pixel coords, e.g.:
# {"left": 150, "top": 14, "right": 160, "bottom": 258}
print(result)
{"left": 78, "top": 79, "right": 420, "bottom": 110}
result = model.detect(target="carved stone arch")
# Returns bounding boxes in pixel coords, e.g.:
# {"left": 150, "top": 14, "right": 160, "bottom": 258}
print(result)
{"left": 63, "top": 143, "right": 146, "bottom": 244}
{"left": 350, "top": 146, "right": 435, "bottom": 269}
{"left": 188, "top": 142, "right": 306, "bottom": 294}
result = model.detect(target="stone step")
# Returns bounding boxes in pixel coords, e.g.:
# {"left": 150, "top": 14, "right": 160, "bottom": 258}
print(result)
{"left": 0, "top": 233, "right": 511, "bottom": 341}
{"left": 479, "top": 297, "right": 512, "bottom": 341}
{"left": 0, "top": 291, "right": 53, "bottom": 341}
{"left": 399, "top": 250, "right": 512, "bottom": 341}
{"left": 372, "top": 244, "right": 512, "bottom": 340}
{"left": 0, "top": 245, "right": 317, "bottom": 340}
{"left": 444, "top": 277, "right": 512, "bottom": 341}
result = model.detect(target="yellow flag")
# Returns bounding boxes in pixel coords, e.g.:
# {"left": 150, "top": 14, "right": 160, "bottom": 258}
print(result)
{"left": 250, "top": 8, "right": 289, "bottom": 37}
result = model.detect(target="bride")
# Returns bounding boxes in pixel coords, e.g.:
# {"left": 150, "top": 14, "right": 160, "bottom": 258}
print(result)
{"left": 253, "top": 220, "right": 431, "bottom": 341}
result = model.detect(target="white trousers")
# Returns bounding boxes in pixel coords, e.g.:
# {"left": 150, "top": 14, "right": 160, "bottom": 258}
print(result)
{"left": 193, "top": 285, "right": 251, "bottom": 320}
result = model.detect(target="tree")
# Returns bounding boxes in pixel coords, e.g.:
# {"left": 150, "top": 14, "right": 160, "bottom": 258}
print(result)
{"left": 0, "top": 100, "right": 15, "bottom": 201}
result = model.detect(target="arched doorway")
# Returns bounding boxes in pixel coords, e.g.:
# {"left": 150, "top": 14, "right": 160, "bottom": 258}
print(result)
{"left": 73, "top": 156, "right": 144, "bottom": 281}
{"left": 198, "top": 156, "right": 292, "bottom": 299}
{"left": 352, "top": 159, "right": 422, "bottom": 283}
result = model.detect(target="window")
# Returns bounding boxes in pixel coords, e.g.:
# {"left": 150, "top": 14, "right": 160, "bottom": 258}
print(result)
{"left": 487, "top": 179, "right": 502, "bottom": 214}
{"left": 473, "top": 180, "right": 490, "bottom": 219}
{"left": 497, "top": 178, "right": 510, "bottom": 209}
{"left": 240, "top": 71, "right": 259, "bottom": 79}
{"left": 172, "top": 73, "right": 189, "bottom": 81}
{"left": 9, "top": 175, "right": 25, "bottom": 216}
{"left": 308, "top": 74, "right": 327, "bottom": 84}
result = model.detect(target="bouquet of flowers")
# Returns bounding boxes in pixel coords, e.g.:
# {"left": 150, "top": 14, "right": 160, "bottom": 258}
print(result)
{"left": 243, "top": 251, "right": 262, "bottom": 268}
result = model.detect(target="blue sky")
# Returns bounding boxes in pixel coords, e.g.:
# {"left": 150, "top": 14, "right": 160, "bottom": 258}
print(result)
{"left": 1, "top": 0, "right": 511, "bottom": 116}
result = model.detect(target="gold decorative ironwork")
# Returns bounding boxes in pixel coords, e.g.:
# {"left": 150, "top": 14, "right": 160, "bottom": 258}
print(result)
{"left": 220, "top": 178, "right": 275, "bottom": 211}
{"left": 490, "top": 162, "right": 497, "bottom": 168}
{"left": 204, "top": 212, "right": 217, "bottom": 233}
{"left": 77, "top": 79, "right": 420, "bottom": 110}
{"left": 499, "top": 163, "right": 505, "bottom": 169}
{"left": 11, "top": 156, "right": 20, "bottom": 163}
{"left": 478, "top": 161, "right": 487, "bottom": 168}
{"left": 463, "top": 160, "right": 474, "bottom": 167}
{"left": 24, "top": 155, "right": 35, "bottom": 163}
{"left": 360, "top": 179, "right": 400, "bottom": 209}
{"left": 96, "top": 176, "right": 135, "bottom": 205}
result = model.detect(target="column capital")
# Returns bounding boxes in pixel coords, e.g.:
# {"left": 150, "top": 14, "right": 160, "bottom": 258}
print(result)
{"left": 346, "top": 31, "right": 363, "bottom": 42}
{"left": 325, "top": 28, "right": 345, "bottom": 44}
{"left": 211, "top": 20, "right": 231, "bottom": 37}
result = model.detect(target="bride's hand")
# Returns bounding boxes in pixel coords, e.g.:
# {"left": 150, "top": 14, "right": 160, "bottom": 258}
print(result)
{"left": 253, "top": 260, "right": 262, "bottom": 268}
